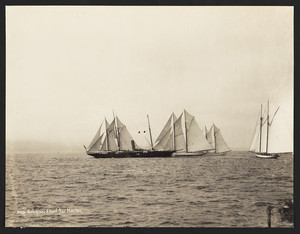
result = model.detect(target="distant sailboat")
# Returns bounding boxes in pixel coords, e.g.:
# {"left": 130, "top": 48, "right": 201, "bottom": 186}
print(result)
{"left": 84, "top": 114, "right": 175, "bottom": 158}
{"left": 250, "top": 101, "right": 286, "bottom": 159}
{"left": 155, "top": 110, "right": 213, "bottom": 157}
{"left": 205, "top": 124, "right": 231, "bottom": 156}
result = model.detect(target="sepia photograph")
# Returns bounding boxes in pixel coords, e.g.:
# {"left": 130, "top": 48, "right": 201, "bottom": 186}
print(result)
{"left": 5, "top": 5, "right": 293, "bottom": 228}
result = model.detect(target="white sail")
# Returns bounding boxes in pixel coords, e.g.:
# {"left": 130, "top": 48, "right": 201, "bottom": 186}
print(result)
{"left": 184, "top": 109, "right": 194, "bottom": 124}
{"left": 87, "top": 122, "right": 103, "bottom": 151}
{"left": 206, "top": 125, "right": 215, "bottom": 149}
{"left": 104, "top": 118, "right": 109, "bottom": 133}
{"left": 214, "top": 124, "right": 231, "bottom": 153}
{"left": 174, "top": 113, "right": 185, "bottom": 151}
{"left": 101, "top": 136, "right": 107, "bottom": 151}
{"left": 165, "top": 113, "right": 185, "bottom": 151}
{"left": 165, "top": 131, "right": 174, "bottom": 150}
{"left": 155, "top": 114, "right": 175, "bottom": 143}
{"left": 116, "top": 116, "right": 139, "bottom": 150}
{"left": 186, "top": 117, "right": 214, "bottom": 151}
{"left": 267, "top": 106, "right": 293, "bottom": 153}
{"left": 172, "top": 112, "right": 177, "bottom": 122}
{"left": 88, "top": 133, "right": 104, "bottom": 152}
{"left": 119, "top": 127, "right": 136, "bottom": 150}
{"left": 249, "top": 119, "right": 260, "bottom": 152}
{"left": 107, "top": 119, "right": 118, "bottom": 151}
{"left": 154, "top": 112, "right": 178, "bottom": 151}
{"left": 154, "top": 127, "right": 172, "bottom": 150}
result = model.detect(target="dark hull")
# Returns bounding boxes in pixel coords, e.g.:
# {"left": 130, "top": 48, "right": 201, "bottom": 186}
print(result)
{"left": 172, "top": 151, "right": 207, "bottom": 157}
{"left": 87, "top": 150, "right": 175, "bottom": 158}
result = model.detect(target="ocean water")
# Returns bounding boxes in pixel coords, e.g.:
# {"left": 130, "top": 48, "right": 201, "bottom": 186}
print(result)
{"left": 5, "top": 151, "right": 293, "bottom": 227}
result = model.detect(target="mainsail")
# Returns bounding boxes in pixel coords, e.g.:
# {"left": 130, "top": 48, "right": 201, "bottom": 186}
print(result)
{"left": 116, "top": 116, "right": 139, "bottom": 150}
{"left": 204, "top": 126, "right": 208, "bottom": 138}
{"left": 206, "top": 125, "right": 215, "bottom": 149}
{"left": 165, "top": 131, "right": 174, "bottom": 151}
{"left": 100, "top": 136, "right": 108, "bottom": 151}
{"left": 213, "top": 124, "right": 231, "bottom": 153}
{"left": 107, "top": 119, "right": 118, "bottom": 151}
{"left": 184, "top": 110, "right": 214, "bottom": 152}
{"left": 155, "top": 113, "right": 176, "bottom": 143}
{"left": 164, "top": 113, "right": 185, "bottom": 151}
{"left": 206, "top": 124, "right": 231, "bottom": 153}
{"left": 184, "top": 110, "right": 194, "bottom": 125}
{"left": 154, "top": 127, "right": 173, "bottom": 150}
{"left": 173, "top": 113, "right": 185, "bottom": 151}
{"left": 154, "top": 113, "right": 186, "bottom": 151}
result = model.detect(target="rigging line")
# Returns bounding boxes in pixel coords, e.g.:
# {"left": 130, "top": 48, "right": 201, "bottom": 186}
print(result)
{"left": 157, "top": 126, "right": 173, "bottom": 143}
{"left": 153, "top": 127, "right": 172, "bottom": 149}
{"left": 250, "top": 111, "right": 261, "bottom": 145}
{"left": 262, "top": 105, "right": 270, "bottom": 125}
{"left": 269, "top": 107, "right": 280, "bottom": 126}
{"left": 119, "top": 125, "right": 125, "bottom": 131}
{"left": 186, "top": 116, "right": 194, "bottom": 129}
{"left": 154, "top": 114, "right": 172, "bottom": 143}
{"left": 262, "top": 117, "right": 268, "bottom": 126}
{"left": 255, "top": 111, "right": 260, "bottom": 125}
{"left": 144, "top": 137, "right": 151, "bottom": 147}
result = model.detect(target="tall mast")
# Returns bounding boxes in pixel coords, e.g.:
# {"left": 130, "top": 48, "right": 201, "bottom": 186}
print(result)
{"left": 259, "top": 104, "right": 262, "bottom": 153}
{"left": 184, "top": 111, "right": 188, "bottom": 152}
{"left": 172, "top": 113, "right": 176, "bottom": 151}
{"left": 105, "top": 118, "right": 110, "bottom": 151}
{"left": 266, "top": 100, "right": 270, "bottom": 154}
{"left": 113, "top": 111, "right": 120, "bottom": 151}
{"left": 147, "top": 114, "right": 154, "bottom": 150}
{"left": 213, "top": 124, "right": 217, "bottom": 153}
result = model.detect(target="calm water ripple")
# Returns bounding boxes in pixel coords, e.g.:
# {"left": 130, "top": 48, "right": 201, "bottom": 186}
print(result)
{"left": 5, "top": 151, "right": 293, "bottom": 227}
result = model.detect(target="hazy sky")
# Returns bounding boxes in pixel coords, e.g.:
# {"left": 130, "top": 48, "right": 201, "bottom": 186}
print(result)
{"left": 6, "top": 6, "right": 293, "bottom": 150}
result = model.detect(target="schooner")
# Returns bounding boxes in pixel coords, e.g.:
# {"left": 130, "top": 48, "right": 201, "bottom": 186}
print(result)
{"left": 84, "top": 114, "right": 174, "bottom": 158}
{"left": 249, "top": 100, "right": 287, "bottom": 159}
{"left": 154, "top": 110, "right": 214, "bottom": 157}
{"left": 204, "top": 124, "right": 231, "bottom": 156}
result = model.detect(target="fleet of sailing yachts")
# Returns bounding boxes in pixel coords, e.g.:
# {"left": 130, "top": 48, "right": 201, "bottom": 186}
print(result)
{"left": 84, "top": 110, "right": 231, "bottom": 158}
{"left": 85, "top": 101, "right": 292, "bottom": 159}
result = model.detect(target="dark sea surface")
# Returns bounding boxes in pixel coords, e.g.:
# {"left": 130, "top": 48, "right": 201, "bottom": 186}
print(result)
{"left": 5, "top": 151, "right": 293, "bottom": 227}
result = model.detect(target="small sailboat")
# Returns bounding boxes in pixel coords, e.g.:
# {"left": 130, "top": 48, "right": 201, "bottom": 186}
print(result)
{"left": 204, "top": 124, "right": 231, "bottom": 156}
{"left": 84, "top": 114, "right": 175, "bottom": 158}
{"left": 250, "top": 101, "right": 282, "bottom": 159}
{"left": 154, "top": 110, "right": 213, "bottom": 157}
